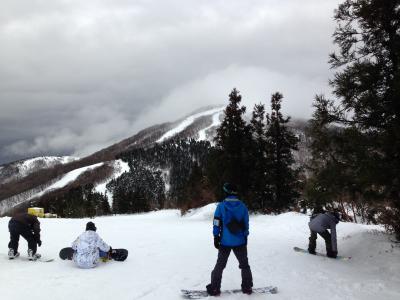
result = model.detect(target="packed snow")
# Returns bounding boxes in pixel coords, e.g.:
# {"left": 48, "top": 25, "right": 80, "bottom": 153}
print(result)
{"left": 157, "top": 107, "right": 224, "bottom": 143}
{"left": 32, "top": 162, "right": 104, "bottom": 199}
{"left": 0, "top": 207, "right": 399, "bottom": 300}
{"left": 197, "top": 111, "right": 223, "bottom": 142}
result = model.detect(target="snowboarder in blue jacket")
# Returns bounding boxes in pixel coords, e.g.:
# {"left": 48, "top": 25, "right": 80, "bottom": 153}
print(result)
{"left": 206, "top": 183, "right": 253, "bottom": 296}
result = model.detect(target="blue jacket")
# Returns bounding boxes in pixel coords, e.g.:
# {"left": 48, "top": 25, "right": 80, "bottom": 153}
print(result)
{"left": 213, "top": 196, "right": 249, "bottom": 247}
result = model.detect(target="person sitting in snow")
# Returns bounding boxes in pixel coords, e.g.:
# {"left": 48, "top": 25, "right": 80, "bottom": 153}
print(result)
{"left": 8, "top": 211, "right": 42, "bottom": 260}
{"left": 206, "top": 183, "right": 253, "bottom": 296}
{"left": 72, "top": 221, "right": 112, "bottom": 268}
{"left": 308, "top": 210, "right": 341, "bottom": 258}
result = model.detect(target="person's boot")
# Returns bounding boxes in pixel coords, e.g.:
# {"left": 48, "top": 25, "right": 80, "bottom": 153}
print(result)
{"left": 308, "top": 249, "right": 316, "bottom": 255}
{"left": 242, "top": 287, "right": 253, "bottom": 295}
{"left": 326, "top": 250, "right": 337, "bottom": 258}
{"left": 28, "top": 249, "right": 41, "bottom": 261}
{"left": 8, "top": 248, "right": 20, "bottom": 259}
{"left": 206, "top": 284, "right": 221, "bottom": 296}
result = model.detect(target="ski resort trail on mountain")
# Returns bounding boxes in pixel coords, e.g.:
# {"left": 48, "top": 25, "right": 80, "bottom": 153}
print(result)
{"left": 157, "top": 107, "right": 224, "bottom": 143}
{"left": 0, "top": 206, "right": 399, "bottom": 300}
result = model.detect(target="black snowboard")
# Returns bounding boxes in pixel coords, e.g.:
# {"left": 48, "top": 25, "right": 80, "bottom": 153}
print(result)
{"left": 59, "top": 247, "right": 128, "bottom": 261}
{"left": 59, "top": 247, "right": 74, "bottom": 260}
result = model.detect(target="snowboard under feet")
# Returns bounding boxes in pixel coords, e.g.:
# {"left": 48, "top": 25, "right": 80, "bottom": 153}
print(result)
{"left": 181, "top": 286, "right": 278, "bottom": 299}
{"left": 31, "top": 257, "right": 54, "bottom": 262}
{"left": 6, "top": 254, "right": 54, "bottom": 262}
{"left": 293, "top": 246, "right": 351, "bottom": 260}
{"left": 59, "top": 247, "right": 128, "bottom": 261}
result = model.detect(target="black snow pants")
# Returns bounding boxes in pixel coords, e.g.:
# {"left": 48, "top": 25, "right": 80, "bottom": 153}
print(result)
{"left": 308, "top": 230, "right": 332, "bottom": 253}
{"left": 8, "top": 220, "right": 37, "bottom": 254}
{"left": 210, "top": 245, "right": 253, "bottom": 290}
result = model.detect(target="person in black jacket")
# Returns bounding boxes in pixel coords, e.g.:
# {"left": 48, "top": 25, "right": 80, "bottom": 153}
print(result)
{"left": 8, "top": 212, "right": 42, "bottom": 260}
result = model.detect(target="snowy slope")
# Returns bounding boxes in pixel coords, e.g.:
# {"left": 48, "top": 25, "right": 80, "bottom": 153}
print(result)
{"left": 0, "top": 107, "right": 225, "bottom": 215}
{"left": 0, "top": 156, "right": 78, "bottom": 185}
{"left": 18, "top": 156, "right": 78, "bottom": 177}
{"left": 157, "top": 107, "right": 224, "bottom": 143}
{"left": 197, "top": 110, "right": 223, "bottom": 142}
{"left": 0, "top": 209, "right": 399, "bottom": 300}
{"left": 31, "top": 162, "right": 104, "bottom": 199}
{"left": 0, "top": 162, "right": 104, "bottom": 216}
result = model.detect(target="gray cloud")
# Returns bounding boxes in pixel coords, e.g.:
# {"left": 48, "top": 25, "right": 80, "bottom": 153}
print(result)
{"left": 0, "top": 0, "right": 341, "bottom": 164}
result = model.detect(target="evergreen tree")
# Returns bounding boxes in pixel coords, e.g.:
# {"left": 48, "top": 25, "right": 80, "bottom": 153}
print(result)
{"left": 306, "top": 95, "right": 383, "bottom": 222}
{"left": 212, "top": 88, "right": 252, "bottom": 201}
{"left": 266, "top": 92, "right": 300, "bottom": 211}
{"left": 107, "top": 160, "right": 165, "bottom": 214}
{"left": 247, "top": 103, "right": 271, "bottom": 210}
{"left": 308, "top": 0, "right": 400, "bottom": 233}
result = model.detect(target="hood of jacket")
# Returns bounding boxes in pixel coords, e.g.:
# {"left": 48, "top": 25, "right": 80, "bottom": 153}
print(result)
{"left": 223, "top": 196, "right": 245, "bottom": 221}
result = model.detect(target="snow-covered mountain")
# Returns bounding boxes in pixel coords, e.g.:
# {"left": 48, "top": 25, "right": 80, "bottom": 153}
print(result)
{"left": 0, "top": 106, "right": 225, "bottom": 216}
{"left": 156, "top": 106, "right": 223, "bottom": 143}
{"left": 0, "top": 105, "right": 310, "bottom": 216}
{"left": 0, "top": 156, "right": 78, "bottom": 185}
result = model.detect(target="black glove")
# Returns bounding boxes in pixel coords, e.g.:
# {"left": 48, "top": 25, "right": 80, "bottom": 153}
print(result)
{"left": 37, "top": 240, "right": 42, "bottom": 247}
{"left": 214, "top": 236, "right": 220, "bottom": 250}
{"left": 327, "top": 250, "right": 337, "bottom": 258}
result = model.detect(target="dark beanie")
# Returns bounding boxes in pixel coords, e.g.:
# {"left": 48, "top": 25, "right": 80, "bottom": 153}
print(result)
{"left": 86, "top": 221, "right": 97, "bottom": 231}
{"left": 223, "top": 182, "right": 238, "bottom": 196}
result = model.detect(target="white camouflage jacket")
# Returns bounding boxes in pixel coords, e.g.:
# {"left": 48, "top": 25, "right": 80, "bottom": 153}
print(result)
{"left": 72, "top": 230, "right": 110, "bottom": 268}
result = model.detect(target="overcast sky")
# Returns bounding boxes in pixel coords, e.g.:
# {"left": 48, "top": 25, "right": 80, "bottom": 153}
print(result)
{"left": 0, "top": 0, "right": 341, "bottom": 164}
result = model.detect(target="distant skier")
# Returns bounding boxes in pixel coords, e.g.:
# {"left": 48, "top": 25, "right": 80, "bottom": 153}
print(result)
{"left": 308, "top": 211, "right": 341, "bottom": 258}
{"left": 206, "top": 183, "right": 253, "bottom": 296}
{"left": 71, "top": 222, "right": 111, "bottom": 268}
{"left": 8, "top": 212, "right": 42, "bottom": 260}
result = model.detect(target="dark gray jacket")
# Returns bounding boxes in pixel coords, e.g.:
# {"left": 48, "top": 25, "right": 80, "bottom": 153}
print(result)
{"left": 309, "top": 212, "right": 338, "bottom": 252}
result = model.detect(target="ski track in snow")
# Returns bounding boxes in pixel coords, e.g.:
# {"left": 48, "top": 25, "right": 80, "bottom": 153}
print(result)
{"left": 0, "top": 208, "right": 400, "bottom": 300}
{"left": 197, "top": 111, "right": 222, "bottom": 141}
{"left": 32, "top": 163, "right": 104, "bottom": 199}
{"left": 156, "top": 107, "right": 224, "bottom": 143}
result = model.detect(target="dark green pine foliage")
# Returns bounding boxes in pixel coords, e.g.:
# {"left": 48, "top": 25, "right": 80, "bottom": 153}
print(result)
{"left": 211, "top": 88, "right": 252, "bottom": 203}
{"left": 330, "top": 1, "right": 400, "bottom": 195}
{"left": 117, "top": 139, "right": 212, "bottom": 210}
{"left": 305, "top": 95, "right": 342, "bottom": 210}
{"left": 308, "top": 0, "right": 400, "bottom": 233}
{"left": 247, "top": 103, "right": 272, "bottom": 210}
{"left": 265, "top": 92, "right": 300, "bottom": 212}
{"left": 305, "top": 96, "right": 381, "bottom": 222}
{"left": 37, "top": 184, "right": 111, "bottom": 218}
{"left": 107, "top": 161, "right": 165, "bottom": 214}
{"left": 181, "top": 163, "right": 216, "bottom": 212}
